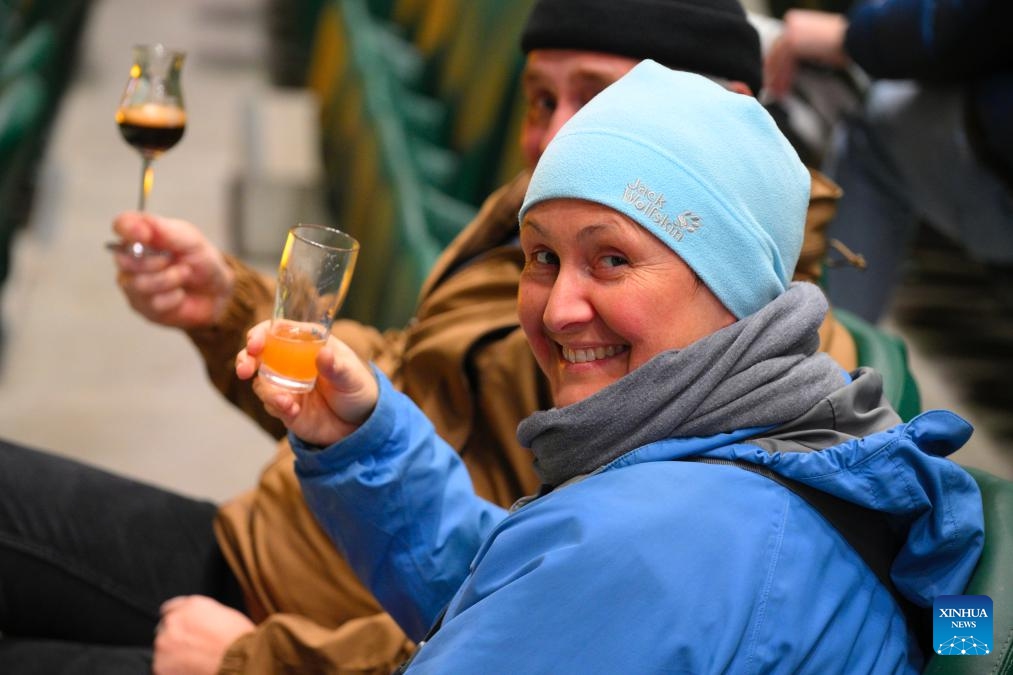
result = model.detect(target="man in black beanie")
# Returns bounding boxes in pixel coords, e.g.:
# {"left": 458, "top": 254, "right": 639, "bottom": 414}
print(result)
{"left": 520, "top": 0, "right": 763, "bottom": 94}
{"left": 513, "top": 0, "right": 762, "bottom": 165}
{"left": 3, "top": 1, "right": 848, "bottom": 673}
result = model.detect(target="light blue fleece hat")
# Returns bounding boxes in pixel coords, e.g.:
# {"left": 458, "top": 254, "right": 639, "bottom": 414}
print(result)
{"left": 519, "top": 60, "right": 810, "bottom": 319}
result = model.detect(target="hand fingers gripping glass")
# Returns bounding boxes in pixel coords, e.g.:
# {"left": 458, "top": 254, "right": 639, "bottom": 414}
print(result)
{"left": 258, "top": 225, "right": 359, "bottom": 392}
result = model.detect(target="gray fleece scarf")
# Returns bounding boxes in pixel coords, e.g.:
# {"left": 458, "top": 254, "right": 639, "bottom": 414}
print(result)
{"left": 517, "top": 282, "right": 846, "bottom": 487}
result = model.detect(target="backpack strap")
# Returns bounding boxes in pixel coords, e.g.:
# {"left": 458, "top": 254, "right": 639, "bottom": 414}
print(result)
{"left": 685, "top": 457, "right": 931, "bottom": 654}
{"left": 391, "top": 606, "right": 447, "bottom": 674}
{"left": 395, "top": 454, "right": 935, "bottom": 675}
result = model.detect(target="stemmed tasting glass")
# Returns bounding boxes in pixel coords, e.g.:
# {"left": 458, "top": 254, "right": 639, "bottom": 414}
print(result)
{"left": 109, "top": 43, "right": 186, "bottom": 258}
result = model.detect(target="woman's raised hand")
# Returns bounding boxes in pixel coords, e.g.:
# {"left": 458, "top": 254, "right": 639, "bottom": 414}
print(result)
{"left": 237, "top": 321, "right": 379, "bottom": 447}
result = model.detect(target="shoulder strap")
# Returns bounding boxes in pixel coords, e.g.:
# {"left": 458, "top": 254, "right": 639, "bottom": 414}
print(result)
{"left": 396, "top": 454, "right": 934, "bottom": 675}
{"left": 392, "top": 606, "right": 447, "bottom": 674}
{"left": 685, "top": 457, "right": 932, "bottom": 654}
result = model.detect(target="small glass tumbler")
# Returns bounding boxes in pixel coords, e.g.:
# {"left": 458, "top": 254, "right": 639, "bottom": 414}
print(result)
{"left": 258, "top": 224, "right": 359, "bottom": 392}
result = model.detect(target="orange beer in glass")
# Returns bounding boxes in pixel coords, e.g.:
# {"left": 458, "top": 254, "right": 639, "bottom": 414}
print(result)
{"left": 258, "top": 225, "right": 358, "bottom": 392}
{"left": 261, "top": 321, "right": 327, "bottom": 384}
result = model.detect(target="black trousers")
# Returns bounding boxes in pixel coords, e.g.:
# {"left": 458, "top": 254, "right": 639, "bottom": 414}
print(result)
{"left": 0, "top": 437, "right": 246, "bottom": 673}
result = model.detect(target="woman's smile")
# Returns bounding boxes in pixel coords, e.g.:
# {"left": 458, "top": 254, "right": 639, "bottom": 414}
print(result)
{"left": 559, "top": 343, "right": 628, "bottom": 364}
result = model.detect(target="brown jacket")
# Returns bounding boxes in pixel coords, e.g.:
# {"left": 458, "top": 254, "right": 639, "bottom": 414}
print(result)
{"left": 189, "top": 170, "right": 852, "bottom": 673}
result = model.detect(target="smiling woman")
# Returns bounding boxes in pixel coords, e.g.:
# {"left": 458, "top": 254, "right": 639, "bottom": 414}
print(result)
{"left": 239, "top": 60, "right": 985, "bottom": 673}
{"left": 518, "top": 203, "right": 733, "bottom": 408}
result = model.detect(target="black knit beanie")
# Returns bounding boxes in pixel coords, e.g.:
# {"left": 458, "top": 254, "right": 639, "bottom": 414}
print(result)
{"left": 520, "top": 0, "right": 763, "bottom": 96}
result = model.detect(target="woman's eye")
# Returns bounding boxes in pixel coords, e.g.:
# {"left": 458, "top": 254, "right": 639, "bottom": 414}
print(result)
{"left": 533, "top": 250, "right": 558, "bottom": 265}
{"left": 601, "top": 255, "right": 628, "bottom": 268}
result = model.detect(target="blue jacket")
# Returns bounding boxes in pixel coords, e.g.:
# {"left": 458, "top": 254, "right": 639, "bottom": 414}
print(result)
{"left": 845, "top": 0, "right": 1013, "bottom": 180}
{"left": 294, "top": 370, "right": 983, "bottom": 673}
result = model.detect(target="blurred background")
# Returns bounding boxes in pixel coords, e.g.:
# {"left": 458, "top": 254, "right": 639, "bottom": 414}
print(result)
{"left": 0, "top": 0, "right": 1010, "bottom": 504}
